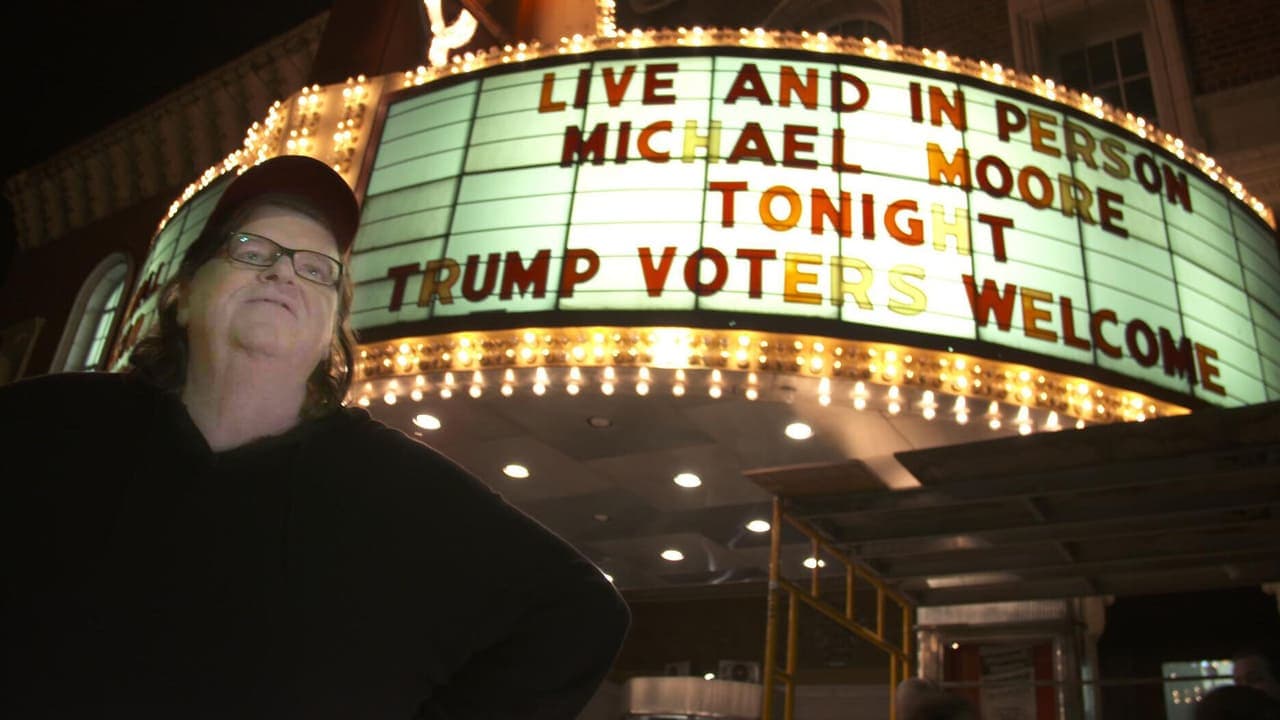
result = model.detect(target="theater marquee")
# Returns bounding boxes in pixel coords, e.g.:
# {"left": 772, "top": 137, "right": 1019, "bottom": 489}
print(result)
{"left": 349, "top": 49, "right": 1279, "bottom": 408}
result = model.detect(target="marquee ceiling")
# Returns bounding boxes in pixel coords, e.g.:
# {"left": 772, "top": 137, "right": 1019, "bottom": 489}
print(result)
{"left": 362, "top": 372, "right": 1280, "bottom": 605}
{"left": 753, "top": 398, "right": 1280, "bottom": 605}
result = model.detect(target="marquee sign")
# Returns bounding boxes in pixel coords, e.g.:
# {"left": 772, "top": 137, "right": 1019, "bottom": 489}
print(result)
{"left": 349, "top": 49, "right": 1280, "bottom": 408}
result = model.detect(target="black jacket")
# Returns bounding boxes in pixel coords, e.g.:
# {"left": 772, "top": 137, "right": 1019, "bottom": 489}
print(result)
{"left": 1, "top": 372, "right": 629, "bottom": 719}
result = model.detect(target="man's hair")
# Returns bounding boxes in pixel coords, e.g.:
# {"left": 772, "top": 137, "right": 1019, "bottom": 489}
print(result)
{"left": 1196, "top": 685, "right": 1280, "bottom": 720}
{"left": 1235, "top": 648, "right": 1280, "bottom": 676}
{"left": 128, "top": 193, "right": 356, "bottom": 418}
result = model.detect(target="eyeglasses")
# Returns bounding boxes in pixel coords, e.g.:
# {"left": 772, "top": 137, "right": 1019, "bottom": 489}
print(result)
{"left": 224, "top": 232, "right": 343, "bottom": 287}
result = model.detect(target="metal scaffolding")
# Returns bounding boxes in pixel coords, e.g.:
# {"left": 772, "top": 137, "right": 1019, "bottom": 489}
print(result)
{"left": 761, "top": 496, "right": 915, "bottom": 720}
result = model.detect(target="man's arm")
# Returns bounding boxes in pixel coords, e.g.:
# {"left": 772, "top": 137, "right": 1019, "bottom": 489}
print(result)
{"left": 414, "top": 562, "right": 629, "bottom": 719}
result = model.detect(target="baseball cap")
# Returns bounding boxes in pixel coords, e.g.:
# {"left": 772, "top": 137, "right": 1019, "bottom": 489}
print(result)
{"left": 206, "top": 155, "right": 361, "bottom": 254}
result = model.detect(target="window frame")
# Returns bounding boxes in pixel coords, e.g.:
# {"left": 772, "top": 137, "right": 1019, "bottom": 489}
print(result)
{"left": 1007, "top": 0, "right": 1201, "bottom": 146}
{"left": 1056, "top": 32, "right": 1157, "bottom": 121}
{"left": 51, "top": 253, "right": 132, "bottom": 373}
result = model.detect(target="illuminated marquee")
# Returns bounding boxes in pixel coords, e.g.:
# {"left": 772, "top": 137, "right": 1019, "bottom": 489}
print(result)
{"left": 352, "top": 49, "right": 1280, "bottom": 409}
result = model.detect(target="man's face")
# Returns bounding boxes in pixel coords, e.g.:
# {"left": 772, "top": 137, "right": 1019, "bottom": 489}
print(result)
{"left": 178, "top": 203, "right": 340, "bottom": 376}
{"left": 1234, "top": 654, "right": 1280, "bottom": 700}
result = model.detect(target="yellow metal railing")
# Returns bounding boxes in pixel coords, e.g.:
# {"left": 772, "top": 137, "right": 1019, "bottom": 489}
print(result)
{"left": 761, "top": 496, "right": 915, "bottom": 720}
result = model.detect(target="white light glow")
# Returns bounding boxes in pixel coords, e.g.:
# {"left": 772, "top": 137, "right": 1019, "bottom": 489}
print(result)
{"left": 784, "top": 422, "right": 813, "bottom": 440}
{"left": 413, "top": 414, "right": 441, "bottom": 430}
{"left": 673, "top": 472, "right": 702, "bottom": 488}
{"left": 649, "top": 329, "right": 691, "bottom": 367}
{"left": 502, "top": 463, "right": 530, "bottom": 479}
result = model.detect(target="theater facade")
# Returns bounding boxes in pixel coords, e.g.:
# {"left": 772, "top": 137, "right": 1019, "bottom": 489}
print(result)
{"left": 8, "top": 1, "right": 1280, "bottom": 718}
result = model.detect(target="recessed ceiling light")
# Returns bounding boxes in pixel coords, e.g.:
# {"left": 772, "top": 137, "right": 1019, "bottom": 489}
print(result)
{"left": 587, "top": 416, "right": 612, "bottom": 429}
{"left": 502, "top": 463, "right": 530, "bottom": 479}
{"left": 803, "top": 557, "right": 826, "bottom": 569}
{"left": 746, "top": 519, "right": 771, "bottom": 533}
{"left": 413, "top": 414, "right": 442, "bottom": 430}
{"left": 784, "top": 421, "right": 813, "bottom": 440}
{"left": 661, "top": 549, "right": 685, "bottom": 562}
{"left": 673, "top": 472, "right": 702, "bottom": 488}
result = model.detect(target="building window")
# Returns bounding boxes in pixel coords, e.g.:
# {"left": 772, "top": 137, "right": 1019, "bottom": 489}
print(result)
{"left": 1007, "top": 0, "right": 1200, "bottom": 144}
{"left": 80, "top": 278, "right": 125, "bottom": 371}
{"left": 52, "top": 255, "right": 131, "bottom": 373}
{"left": 1161, "top": 659, "right": 1233, "bottom": 719}
{"left": 1057, "top": 33, "right": 1157, "bottom": 121}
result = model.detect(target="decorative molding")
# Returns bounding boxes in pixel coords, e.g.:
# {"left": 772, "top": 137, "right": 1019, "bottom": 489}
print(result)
{"left": 767, "top": 0, "right": 903, "bottom": 42}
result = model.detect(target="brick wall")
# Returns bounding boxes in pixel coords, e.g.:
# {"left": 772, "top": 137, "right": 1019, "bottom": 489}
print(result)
{"left": 1179, "top": 0, "right": 1280, "bottom": 94}
{"left": 902, "top": 0, "right": 1014, "bottom": 67}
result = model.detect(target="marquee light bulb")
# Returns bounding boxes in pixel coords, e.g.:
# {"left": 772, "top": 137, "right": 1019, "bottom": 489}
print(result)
{"left": 785, "top": 422, "right": 813, "bottom": 440}
{"left": 413, "top": 414, "right": 442, "bottom": 430}
{"left": 673, "top": 472, "right": 702, "bottom": 488}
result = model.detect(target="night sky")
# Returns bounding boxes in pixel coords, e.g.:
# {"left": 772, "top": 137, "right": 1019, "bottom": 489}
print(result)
{"left": 0, "top": 0, "right": 335, "bottom": 182}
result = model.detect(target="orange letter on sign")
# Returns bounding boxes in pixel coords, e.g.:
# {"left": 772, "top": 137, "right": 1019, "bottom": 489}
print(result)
{"left": 539, "top": 72, "right": 566, "bottom": 112}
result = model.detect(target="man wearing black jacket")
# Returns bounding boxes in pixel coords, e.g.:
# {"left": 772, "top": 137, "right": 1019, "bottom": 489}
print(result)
{"left": 1, "top": 155, "right": 629, "bottom": 718}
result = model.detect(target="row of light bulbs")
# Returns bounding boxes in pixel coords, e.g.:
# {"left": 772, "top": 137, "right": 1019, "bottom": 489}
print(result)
{"left": 354, "top": 367, "right": 1089, "bottom": 432}
{"left": 357, "top": 328, "right": 1182, "bottom": 425}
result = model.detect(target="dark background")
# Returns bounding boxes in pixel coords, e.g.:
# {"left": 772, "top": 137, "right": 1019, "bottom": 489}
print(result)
{"left": 0, "top": 0, "right": 333, "bottom": 181}
{"left": 0, "top": 0, "right": 334, "bottom": 279}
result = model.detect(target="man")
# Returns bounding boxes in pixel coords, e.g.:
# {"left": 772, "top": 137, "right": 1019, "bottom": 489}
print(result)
{"left": 2, "top": 155, "right": 630, "bottom": 719}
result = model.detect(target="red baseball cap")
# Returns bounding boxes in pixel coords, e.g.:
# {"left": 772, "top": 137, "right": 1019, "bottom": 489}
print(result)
{"left": 206, "top": 155, "right": 361, "bottom": 253}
